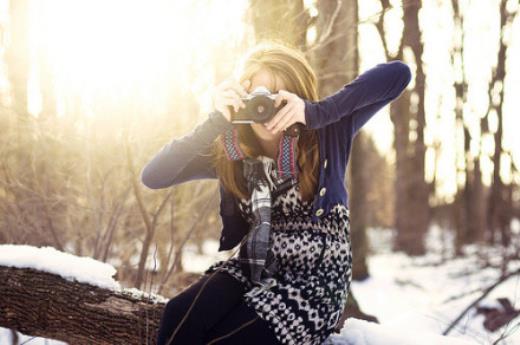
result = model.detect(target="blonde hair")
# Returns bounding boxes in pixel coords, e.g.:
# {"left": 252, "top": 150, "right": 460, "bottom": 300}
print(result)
{"left": 210, "top": 40, "right": 320, "bottom": 202}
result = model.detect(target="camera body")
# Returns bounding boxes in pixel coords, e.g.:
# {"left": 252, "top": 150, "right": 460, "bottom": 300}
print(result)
{"left": 230, "top": 86, "right": 303, "bottom": 137}
{"left": 230, "top": 86, "right": 284, "bottom": 124}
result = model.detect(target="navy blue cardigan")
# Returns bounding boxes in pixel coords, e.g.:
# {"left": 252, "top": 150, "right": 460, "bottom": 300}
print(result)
{"left": 140, "top": 60, "right": 412, "bottom": 252}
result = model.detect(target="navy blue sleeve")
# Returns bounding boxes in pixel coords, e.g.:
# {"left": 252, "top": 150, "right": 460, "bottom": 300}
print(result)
{"left": 140, "top": 110, "right": 233, "bottom": 189}
{"left": 303, "top": 60, "right": 412, "bottom": 134}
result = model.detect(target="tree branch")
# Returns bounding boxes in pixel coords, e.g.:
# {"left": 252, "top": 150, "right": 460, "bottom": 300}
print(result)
{"left": 443, "top": 267, "right": 520, "bottom": 335}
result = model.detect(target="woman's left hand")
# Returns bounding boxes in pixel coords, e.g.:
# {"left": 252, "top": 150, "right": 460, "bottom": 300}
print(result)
{"left": 264, "top": 90, "right": 306, "bottom": 134}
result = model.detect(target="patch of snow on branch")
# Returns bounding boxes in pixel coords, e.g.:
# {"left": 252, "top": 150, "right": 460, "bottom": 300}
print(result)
{"left": 0, "top": 244, "right": 168, "bottom": 304}
{"left": 0, "top": 244, "right": 120, "bottom": 290}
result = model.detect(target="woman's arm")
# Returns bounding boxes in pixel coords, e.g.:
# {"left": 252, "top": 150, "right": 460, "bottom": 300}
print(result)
{"left": 303, "top": 60, "right": 412, "bottom": 134}
{"left": 140, "top": 110, "right": 233, "bottom": 189}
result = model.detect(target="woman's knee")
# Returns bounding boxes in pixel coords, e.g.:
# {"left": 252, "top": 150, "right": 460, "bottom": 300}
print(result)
{"left": 203, "top": 303, "right": 281, "bottom": 345}
{"left": 158, "top": 272, "right": 251, "bottom": 344}
{"left": 157, "top": 276, "right": 214, "bottom": 345}
{"left": 162, "top": 296, "right": 185, "bottom": 321}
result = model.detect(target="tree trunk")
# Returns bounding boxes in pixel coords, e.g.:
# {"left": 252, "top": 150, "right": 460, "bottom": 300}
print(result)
{"left": 375, "top": 0, "right": 429, "bottom": 256}
{"left": 312, "top": 0, "right": 379, "bottom": 327}
{"left": 450, "top": 0, "right": 487, "bottom": 254}
{"left": 487, "top": 0, "right": 515, "bottom": 250}
{"left": 312, "top": 0, "right": 369, "bottom": 280}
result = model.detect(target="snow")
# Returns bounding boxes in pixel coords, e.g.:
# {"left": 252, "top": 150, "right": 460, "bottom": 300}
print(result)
{"left": 2, "top": 219, "right": 520, "bottom": 344}
{"left": 182, "top": 238, "right": 232, "bottom": 271}
{"left": 328, "top": 224, "right": 520, "bottom": 345}
{"left": 324, "top": 318, "right": 477, "bottom": 345}
{"left": 0, "top": 244, "right": 121, "bottom": 290}
{"left": 0, "top": 329, "right": 67, "bottom": 345}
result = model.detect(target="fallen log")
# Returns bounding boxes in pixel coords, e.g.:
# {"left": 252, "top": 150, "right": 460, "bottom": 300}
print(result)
{"left": 0, "top": 242, "right": 363, "bottom": 344}
{"left": 0, "top": 265, "right": 166, "bottom": 345}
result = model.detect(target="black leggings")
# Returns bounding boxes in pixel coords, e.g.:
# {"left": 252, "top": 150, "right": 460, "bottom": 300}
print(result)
{"left": 156, "top": 271, "right": 281, "bottom": 345}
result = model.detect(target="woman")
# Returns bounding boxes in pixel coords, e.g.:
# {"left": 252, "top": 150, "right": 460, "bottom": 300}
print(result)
{"left": 142, "top": 40, "right": 412, "bottom": 345}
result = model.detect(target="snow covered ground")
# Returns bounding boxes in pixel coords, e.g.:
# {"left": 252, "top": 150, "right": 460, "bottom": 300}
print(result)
{"left": 331, "top": 222, "right": 520, "bottom": 345}
{"left": 1, "top": 219, "right": 519, "bottom": 344}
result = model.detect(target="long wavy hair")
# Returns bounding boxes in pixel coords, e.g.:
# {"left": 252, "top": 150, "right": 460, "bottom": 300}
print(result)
{"left": 210, "top": 40, "right": 320, "bottom": 202}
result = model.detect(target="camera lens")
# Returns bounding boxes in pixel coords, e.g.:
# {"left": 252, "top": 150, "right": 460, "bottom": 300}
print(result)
{"left": 249, "top": 95, "right": 274, "bottom": 122}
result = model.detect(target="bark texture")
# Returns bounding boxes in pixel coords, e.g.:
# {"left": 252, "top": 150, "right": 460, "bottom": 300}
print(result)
{"left": 0, "top": 266, "right": 165, "bottom": 345}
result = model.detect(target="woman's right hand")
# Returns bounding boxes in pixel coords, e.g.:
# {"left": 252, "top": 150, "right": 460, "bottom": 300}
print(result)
{"left": 212, "top": 79, "right": 251, "bottom": 121}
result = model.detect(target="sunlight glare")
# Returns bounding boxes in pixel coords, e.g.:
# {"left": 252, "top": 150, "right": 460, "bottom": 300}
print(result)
{"left": 29, "top": 0, "right": 248, "bottom": 117}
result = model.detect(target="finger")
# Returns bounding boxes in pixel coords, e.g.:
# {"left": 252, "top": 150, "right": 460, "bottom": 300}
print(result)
{"left": 222, "top": 88, "right": 240, "bottom": 99}
{"left": 266, "top": 104, "right": 292, "bottom": 130}
{"left": 230, "top": 80, "right": 249, "bottom": 98}
{"left": 266, "top": 103, "right": 294, "bottom": 131}
{"left": 272, "top": 108, "right": 296, "bottom": 133}
{"left": 241, "top": 79, "right": 251, "bottom": 92}
{"left": 222, "top": 89, "right": 235, "bottom": 98}
{"left": 218, "top": 79, "right": 232, "bottom": 90}
{"left": 222, "top": 96, "right": 242, "bottom": 112}
{"left": 222, "top": 89, "right": 246, "bottom": 108}
{"left": 274, "top": 90, "right": 292, "bottom": 107}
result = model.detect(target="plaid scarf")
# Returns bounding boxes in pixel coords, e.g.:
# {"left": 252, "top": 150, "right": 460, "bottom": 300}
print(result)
{"left": 221, "top": 126, "right": 300, "bottom": 287}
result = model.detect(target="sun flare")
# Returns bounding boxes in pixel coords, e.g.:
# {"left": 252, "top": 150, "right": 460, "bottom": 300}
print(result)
{"left": 20, "top": 0, "right": 249, "bottom": 117}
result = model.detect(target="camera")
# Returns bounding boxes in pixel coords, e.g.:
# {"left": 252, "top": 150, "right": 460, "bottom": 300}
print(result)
{"left": 230, "top": 86, "right": 303, "bottom": 137}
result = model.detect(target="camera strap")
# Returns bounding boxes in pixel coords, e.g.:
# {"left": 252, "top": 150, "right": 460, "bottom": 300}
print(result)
{"left": 220, "top": 126, "right": 300, "bottom": 180}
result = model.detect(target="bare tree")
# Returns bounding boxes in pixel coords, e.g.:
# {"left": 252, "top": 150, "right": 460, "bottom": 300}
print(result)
{"left": 485, "top": 0, "right": 517, "bottom": 254}
{"left": 374, "top": 0, "right": 430, "bottom": 255}
{"left": 450, "top": 0, "right": 487, "bottom": 254}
